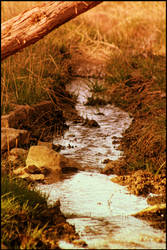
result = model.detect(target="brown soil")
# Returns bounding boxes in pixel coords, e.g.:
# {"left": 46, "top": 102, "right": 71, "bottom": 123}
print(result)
{"left": 111, "top": 170, "right": 166, "bottom": 197}
{"left": 110, "top": 168, "right": 166, "bottom": 232}
{"left": 31, "top": 200, "right": 82, "bottom": 249}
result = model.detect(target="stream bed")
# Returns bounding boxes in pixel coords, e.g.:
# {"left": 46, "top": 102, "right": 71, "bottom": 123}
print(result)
{"left": 37, "top": 78, "right": 166, "bottom": 249}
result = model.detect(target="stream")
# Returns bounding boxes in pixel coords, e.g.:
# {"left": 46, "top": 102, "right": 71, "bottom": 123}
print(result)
{"left": 37, "top": 78, "right": 166, "bottom": 249}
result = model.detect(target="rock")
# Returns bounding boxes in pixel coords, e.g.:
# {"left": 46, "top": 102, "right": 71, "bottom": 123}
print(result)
{"left": 102, "top": 158, "right": 111, "bottom": 164}
{"left": 59, "top": 155, "right": 82, "bottom": 172}
{"left": 72, "top": 239, "right": 87, "bottom": 247}
{"left": 40, "top": 166, "right": 51, "bottom": 176}
{"left": 1, "top": 128, "right": 30, "bottom": 153}
{"left": 62, "top": 167, "right": 78, "bottom": 174}
{"left": 37, "top": 140, "right": 53, "bottom": 149}
{"left": 26, "top": 146, "right": 62, "bottom": 183}
{"left": 147, "top": 195, "right": 166, "bottom": 206}
{"left": 132, "top": 203, "right": 166, "bottom": 218}
{"left": 112, "top": 140, "right": 120, "bottom": 144}
{"left": 7, "top": 148, "right": 28, "bottom": 168}
{"left": 8, "top": 154, "right": 18, "bottom": 163}
{"left": 13, "top": 167, "right": 25, "bottom": 176}
{"left": 1, "top": 101, "right": 68, "bottom": 142}
{"left": 22, "top": 172, "right": 45, "bottom": 182}
{"left": 12, "top": 144, "right": 81, "bottom": 183}
{"left": 10, "top": 148, "right": 28, "bottom": 158}
{"left": 101, "top": 159, "right": 126, "bottom": 175}
{"left": 13, "top": 166, "right": 44, "bottom": 182}
{"left": 25, "top": 165, "right": 41, "bottom": 174}
{"left": 52, "top": 144, "right": 65, "bottom": 152}
{"left": 83, "top": 119, "right": 100, "bottom": 128}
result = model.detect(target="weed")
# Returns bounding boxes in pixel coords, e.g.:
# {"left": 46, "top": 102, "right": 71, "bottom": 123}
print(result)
{"left": 85, "top": 79, "right": 107, "bottom": 106}
{"left": 1, "top": 175, "right": 47, "bottom": 209}
{"left": 85, "top": 96, "right": 107, "bottom": 106}
{"left": 1, "top": 175, "right": 49, "bottom": 249}
{"left": 87, "top": 79, "right": 107, "bottom": 93}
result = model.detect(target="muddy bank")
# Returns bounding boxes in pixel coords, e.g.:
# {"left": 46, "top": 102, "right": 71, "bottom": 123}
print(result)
{"left": 1, "top": 86, "right": 81, "bottom": 151}
{"left": 1, "top": 87, "right": 87, "bottom": 249}
{"left": 103, "top": 54, "right": 166, "bottom": 231}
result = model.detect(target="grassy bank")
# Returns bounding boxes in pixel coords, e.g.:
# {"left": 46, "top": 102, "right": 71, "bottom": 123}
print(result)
{"left": 1, "top": 175, "right": 47, "bottom": 249}
{"left": 103, "top": 1, "right": 166, "bottom": 175}
{"left": 105, "top": 52, "right": 166, "bottom": 174}
{"left": 1, "top": 174, "right": 79, "bottom": 249}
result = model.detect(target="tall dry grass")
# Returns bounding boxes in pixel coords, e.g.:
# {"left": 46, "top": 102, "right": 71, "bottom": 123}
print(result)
{"left": 1, "top": 2, "right": 165, "bottom": 114}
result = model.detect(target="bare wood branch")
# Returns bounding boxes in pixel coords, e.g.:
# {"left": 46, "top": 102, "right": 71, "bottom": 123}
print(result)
{"left": 1, "top": 1, "right": 103, "bottom": 61}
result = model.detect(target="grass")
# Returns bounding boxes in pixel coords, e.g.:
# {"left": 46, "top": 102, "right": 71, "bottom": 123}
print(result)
{"left": 1, "top": 174, "right": 49, "bottom": 249}
{"left": 1, "top": 194, "right": 48, "bottom": 249}
{"left": 2, "top": 1, "right": 165, "bottom": 113}
{"left": 1, "top": 38, "right": 73, "bottom": 114}
{"left": 1, "top": 175, "right": 47, "bottom": 208}
{"left": 1, "top": 1, "right": 103, "bottom": 114}
{"left": 87, "top": 79, "right": 107, "bottom": 93}
{"left": 85, "top": 79, "right": 107, "bottom": 106}
{"left": 104, "top": 42, "right": 166, "bottom": 174}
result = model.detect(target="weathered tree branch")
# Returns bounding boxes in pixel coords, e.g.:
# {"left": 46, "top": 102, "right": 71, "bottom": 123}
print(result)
{"left": 1, "top": 1, "right": 102, "bottom": 61}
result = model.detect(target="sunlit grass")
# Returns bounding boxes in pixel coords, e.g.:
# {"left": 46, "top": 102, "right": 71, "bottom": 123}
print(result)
{"left": 1, "top": 1, "right": 165, "bottom": 114}
{"left": 1, "top": 174, "right": 49, "bottom": 249}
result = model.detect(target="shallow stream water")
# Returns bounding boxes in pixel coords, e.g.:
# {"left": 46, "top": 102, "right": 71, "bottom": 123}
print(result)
{"left": 37, "top": 78, "right": 166, "bottom": 249}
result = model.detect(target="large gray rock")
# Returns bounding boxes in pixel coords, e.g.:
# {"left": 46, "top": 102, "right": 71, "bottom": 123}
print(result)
{"left": 26, "top": 146, "right": 61, "bottom": 183}
{"left": 1, "top": 128, "right": 30, "bottom": 153}
{"left": 25, "top": 145, "right": 81, "bottom": 183}
{"left": 10, "top": 145, "right": 82, "bottom": 184}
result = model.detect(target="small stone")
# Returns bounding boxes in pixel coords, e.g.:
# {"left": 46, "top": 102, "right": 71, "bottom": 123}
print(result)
{"left": 8, "top": 154, "right": 18, "bottom": 162}
{"left": 40, "top": 166, "right": 51, "bottom": 176}
{"left": 72, "top": 240, "right": 87, "bottom": 247}
{"left": 132, "top": 203, "right": 166, "bottom": 217}
{"left": 10, "top": 148, "right": 28, "bottom": 157}
{"left": 13, "top": 167, "right": 25, "bottom": 176}
{"left": 37, "top": 140, "right": 52, "bottom": 149}
{"left": 25, "top": 165, "right": 41, "bottom": 174}
{"left": 102, "top": 159, "right": 111, "bottom": 164}
{"left": 52, "top": 144, "right": 64, "bottom": 152}
{"left": 28, "top": 174, "right": 45, "bottom": 181}
{"left": 83, "top": 119, "right": 100, "bottom": 128}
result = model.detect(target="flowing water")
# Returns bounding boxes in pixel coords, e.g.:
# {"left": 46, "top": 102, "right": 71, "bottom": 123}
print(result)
{"left": 37, "top": 78, "right": 166, "bottom": 249}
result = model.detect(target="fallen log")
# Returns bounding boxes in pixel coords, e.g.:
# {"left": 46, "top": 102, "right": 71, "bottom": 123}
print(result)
{"left": 1, "top": 1, "right": 102, "bottom": 61}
